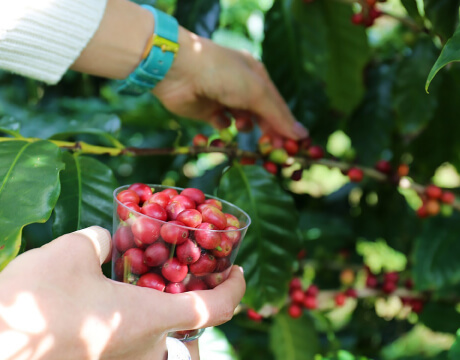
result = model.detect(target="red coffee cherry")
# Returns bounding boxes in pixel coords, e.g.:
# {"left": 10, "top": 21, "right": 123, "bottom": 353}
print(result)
{"left": 161, "top": 188, "right": 179, "bottom": 199}
{"left": 117, "top": 202, "right": 141, "bottom": 221}
{"left": 305, "top": 284, "right": 319, "bottom": 297}
{"left": 288, "top": 304, "right": 303, "bottom": 318}
{"left": 263, "top": 161, "right": 278, "bottom": 175}
{"left": 247, "top": 309, "right": 263, "bottom": 322}
{"left": 222, "top": 226, "right": 241, "bottom": 246}
{"left": 441, "top": 191, "right": 456, "bottom": 204}
{"left": 425, "top": 199, "right": 440, "bottom": 216}
{"left": 398, "top": 164, "right": 410, "bottom": 177}
{"left": 176, "top": 239, "right": 201, "bottom": 265}
{"left": 193, "top": 134, "right": 208, "bottom": 147}
{"left": 212, "top": 236, "right": 233, "bottom": 258}
{"left": 200, "top": 204, "right": 227, "bottom": 229}
{"left": 210, "top": 138, "right": 226, "bottom": 148}
{"left": 240, "top": 157, "right": 256, "bottom": 165}
{"left": 160, "top": 221, "right": 189, "bottom": 245}
{"left": 348, "top": 167, "right": 364, "bottom": 183}
{"left": 375, "top": 160, "right": 392, "bottom": 174}
{"left": 205, "top": 271, "right": 227, "bottom": 288}
{"left": 123, "top": 248, "right": 149, "bottom": 275}
{"left": 189, "top": 253, "right": 217, "bottom": 276}
{"left": 426, "top": 185, "right": 442, "bottom": 200}
{"left": 258, "top": 134, "right": 273, "bottom": 155}
{"left": 308, "top": 145, "right": 324, "bottom": 160}
{"left": 166, "top": 201, "right": 187, "bottom": 221}
{"left": 162, "top": 258, "right": 188, "bottom": 283}
{"left": 131, "top": 217, "right": 161, "bottom": 246}
{"left": 195, "top": 223, "right": 222, "bottom": 249}
{"left": 369, "top": 6, "right": 382, "bottom": 20}
{"left": 235, "top": 114, "right": 254, "bottom": 132}
{"left": 382, "top": 281, "right": 397, "bottom": 294}
{"left": 165, "top": 282, "right": 187, "bottom": 294}
{"left": 114, "top": 225, "right": 135, "bottom": 253}
{"left": 141, "top": 202, "right": 167, "bottom": 221}
{"left": 186, "top": 277, "right": 208, "bottom": 291}
{"left": 137, "top": 273, "right": 166, "bottom": 291}
{"left": 351, "top": 12, "right": 364, "bottom": 25}
{"left": 366, "top": 274, "right": 379, "bottom": 288}
{"left": 172, "top": 195, "right": 196, "bottom": 209}
{"left": 177, "top": 209, "right": 202, "bottom": 228}
{"left": 340, "top": 268, "right": 355, "bottom": 286}
{"left": 299, "top": 137, "right": 312, "bottom": 150}
{"left": 203, "top": 198, "right": 223, "bottom": 210}
{"left": 404, "top": 278, "right": 414, "bottom": 290}
{"left": 291, "top": 169, "right": 303, "bottom": 181}
{"left": 224, "top": 213, "right": 240, "bottom": 228}
{"left": 384, "top": 272, "right": 399, "bottom": 284}
{"left": 128, "top": 183, "right": 153, "bottom": 203}
{"left": 146, "top": 192, "right": 170, "bottom": 208}
{"left": 283, "top": 139, "right": 299, "bottom": 156}
{"left": 345, "top": 288, "right": 358, "bottom": 298}
{"left": 303, "top": 295, "right": 317, "bottom": 310}
{"left": 181, "top": 188, "right": 205, "bottom": 205}
{"left": 335, "top": 293, "right": 347, "bottom": 307}
{"left": 411, "top": 299, "right": 424, "bottom": 314}
{"left": 290, "top": 278, "right": 302, "bottom": 291}
{"left": 144, "top": 242, "right": 170, "bottom": 267}
{"left": 215, "top": 257, "right": 231, "bottom": 272}
{"left": 417, "top": 205, "right": 429, "bottom": 218}
{"left": 290, "top": 289, "right": 305, "bottom": 304}
{"left": 117, "top": 190, "right": 140, "bottom": 205}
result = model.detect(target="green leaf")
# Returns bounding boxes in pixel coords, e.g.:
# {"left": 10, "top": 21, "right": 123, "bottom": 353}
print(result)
{"left": 401, "top": 0, "right": 424, "bottom": 24}
{"left": 0, "top": 117, "right": 21, "bottom": 138}
{"left": 218, "top": 164, "right": 300, "bottom": 309}
{"left": 449, "top": 330, "right": 460, "bottom": 360}
{"left": 426, "top": 24, "right": 460, "bottom": 92}
{"left": 424, "top": 0, "right": 460, "bottom": 41}
{"left": 0, "top": 140, "right": 64, "bottom": 270}
{"left": 269, "top": 311, "right": 320, "bottom": 360}
{"left": 393, "top": 37, "right": 440, "bottom": 135}
{"left": 52, "top": 153, "right": 118, "bottom": 237}
{"left": 414, "top": 216, "right": 460, "bottom": 291}
{"left": 419, "top": 303, "right": 460, "bottom": 334}
{"left": 175, "top": 0, "right": 220, "bottom": 38}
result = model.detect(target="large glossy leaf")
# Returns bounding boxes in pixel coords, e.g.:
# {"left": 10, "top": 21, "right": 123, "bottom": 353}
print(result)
{"left": 0, "top": 117, "right": 21, "bottom": 138}
{"left": 269, "top": 311, "right": 320, "bottom": 360}
{"left": 401, "top": 0, "right": 424, "bottom": 25}
{"left": 424, "top": 0, "right": 460, "bottom": 41}
{"left": 414, "top": 216, "right": 460, "bottom": 291}
{"left": 218, "top": 164, "right": 300, "bottom": 309}
{"left": 175, "top": 0, "right": 220, "bottom": 38}
{"left": 393, "top": 37, "right": 440, "bottom": 135}
{"left": 450, "top": 330, "right": 460, "bottom": 360}
{"left": 347, "top": 64, "right": 396, "bottom": 166}
{"left": 426, "top": 25, "right": 460, "bottom": 91}
{"left": 0, "top": 140, "right": 64, "bottom": 270}
{"left": 419, "top": 303, "right": 460, "bottom": 334}
{"left": 52, "top": 153, "right": 118, "bottom": 237}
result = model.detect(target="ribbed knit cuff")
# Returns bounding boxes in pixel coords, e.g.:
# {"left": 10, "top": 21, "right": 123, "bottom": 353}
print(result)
{"left": 0, "top": 0, "right": 108, "bottom": 84}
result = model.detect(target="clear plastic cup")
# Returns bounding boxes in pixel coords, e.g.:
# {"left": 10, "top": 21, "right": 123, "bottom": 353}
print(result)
{"left": 112, "top": 184, "right": 251, "bottom": 342}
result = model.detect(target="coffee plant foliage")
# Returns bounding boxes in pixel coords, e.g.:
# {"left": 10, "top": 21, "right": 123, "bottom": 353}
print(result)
{"left": 1, "top": 0, "right": 460, "bottom": 359}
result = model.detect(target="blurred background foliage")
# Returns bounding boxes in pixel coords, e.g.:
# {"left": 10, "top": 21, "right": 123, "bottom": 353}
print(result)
{"left": 2, "top": 0, "right": 460, "bottom": 359}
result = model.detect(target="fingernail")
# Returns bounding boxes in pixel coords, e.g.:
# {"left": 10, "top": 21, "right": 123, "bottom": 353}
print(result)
{"left": 293, "top": 122, "right": 309, "bottom": 139}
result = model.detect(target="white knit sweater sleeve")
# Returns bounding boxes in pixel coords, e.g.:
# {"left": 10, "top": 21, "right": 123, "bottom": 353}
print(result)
{"left": 0, "top": 0, "right": 108, "bottom": 84}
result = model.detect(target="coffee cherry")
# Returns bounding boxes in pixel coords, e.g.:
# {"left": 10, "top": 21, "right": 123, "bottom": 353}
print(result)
{"left": 366, "top": 274, "right": 378, "bottom": 288}
{"left": 235, "top": 114, "right": 254, "bottom": 132}
{"left": 200, "top": 204, "right": 227, "bottom": 229}
{"left": 114, "top": 225, "right": 135, "bottom": 253}
{"left": 160, "top": 221, "right": 189, "bottom": 245}
{"left": 291, "top": 169, "right": 303, "bottom": 181}
{"left": 193, "top": 133, "right": 208, "bottom": 147}
{"left": 162, "top": 188, "right": 179, "bottom": 199}
{"left": 340, "top": 269, "right": 355, "bottom": 286}
{"left": 128, "top": 183, "right": 153, "bottom": 203}
{"left": 384, "top": 272, "right": 399, "bottom": 284}
{"left": 165, "top": 201, "right": 187, "bottom": 221}
{"left": 247, "top": 309, "right": 263, "bottom": 322}
{"left": 369, "top": 7, "right": 382, "bottom": 20}
{"left": 141, "top": 202, "right": 167, "bottom": 221}
{"left": 137, "top": 273, "right": 166, "bottom": 291}
{"left": 290, "top": 278, "right": 302, "bottom": 291}
{"left": 298, "top": 137, "right": 312, "bottom": 150}
{"left": 426, "top": 185, "right": 442, "bottom": 200}
{"left": 411, "top": 299, "right": 424, "bottom": 314}
{"left": 417, "top": 205, "right": 429, "bottom": 218}
{"left": 351, "top": 12, "right": 364, "bottom": 25}
{"left": 144, "top": 242, "right": 170, "bottom": 267}
{"left": 117, "top": 202, "right": 141, "bottom": 221}
{"left": 195, "top": 223, "right": 222, "bottom": 249}
{"left": 375, "top": 160, "right": 392, "bottom": 174}
{"left": 123, "top": 248, "right": 149, "bottom": 275}
{"left": 263, "top": 161, "right": 278, "bottom": 175}
{"left": 131, "top": 217, "right": 161, "bottom": 246}
{"left": 215, "top": 257, "right": 231, "bottom": 272}
{"left": 284, "top": 139, "right": 299, "bottom": 156}
{"left": 181, "top": 188, "right": 205, "bottom": 205}
{"left": 425, "top": 199, "right": 440, "bottom": 216}
{"left": 117, "top": 190, "right": 140, "bottom": 205}
{"left": 205, "top": 271, "right": 227, "bottom": 288}
{"left": 269, "top": 148, "right": 289, "bottom": 164}
{"left": 335, "top": 293, "right": 347, "bottom": 307}
{"left": 240, "top": 157, "right": 256, "bottom": 165}
{"left": 203, "top": 198, "right": 223, "bottom": 210}
{"left": 222, "top": 226, "right": 241, "bottom": 246}
{"left": 305, "top": 285, "right": 319, "bottom": 297}
{"left": 224, "top": 213, "right": 240, "bottom": 228}
{"left": 345, "top": 288, "right": 358, "bottom": 298}
{"left": 165, "top": 282, "right": 187, "bottom": 294}
{"left": 171, "top": 195, "right": 196, "bottom": 210}
{"left": 397, "top": 164, "right": 409, "bottom": 177}
{"left": 288, "top": 304, "right": 303, "bottom": 319}
{"left": 210, "top": 138, "right": 226, "bottom": 148}
{"left": 290, "top": 289, "right": 305, "bottom": 304}
{"left": 162, "top": 258, "right": 188, "bottom": 283}
{"left": 302, "top": 295, "right": 317, "bottom": 310}
{"left": 382, "top": 281, "right": 397, "bottom": 294}
{"left": 189, "top": 253, "right": 217, "bottom": 276}
{"left": 348, "top": 167, "right": 364, "bottom": 183}
{"left": 308, "top": 145, "right": 324, "bottom": 160}
{"left": 177, "top": 209, "right": 202, "bottom": 228}
{"left": 366, "top": 0, "right": 377, "bottom": 5}
{"left": 441, "top": 191, "right": 455, "bottom": 204}
{"left": 212, "top": 236, "right": 233, "bottom": 258}
{"left": 404, "top": 278, "right": 414, "bottom": 290}
{"left": 176, "top": 239, "right": 201, "bottom": 264}
{"left": 146, "top": 192, "right": 170, "bottom": 208}
{"left": 186, "top": 277, "right": 208, "bottom": 291}
{"left": 258, "top": 134, "right": 273, "bottom": 155}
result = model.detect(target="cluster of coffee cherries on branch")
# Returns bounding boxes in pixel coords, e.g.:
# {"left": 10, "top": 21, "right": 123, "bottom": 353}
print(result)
{"left": 416, "top": 185, "right": 456, "bottom": 219}
{"left": 351, "top": 0, "right": 386, "bottom": 27}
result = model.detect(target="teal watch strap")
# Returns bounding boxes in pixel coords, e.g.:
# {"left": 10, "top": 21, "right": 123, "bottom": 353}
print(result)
{"left": 118, "top": 5, "right": 179, "bottom": 95}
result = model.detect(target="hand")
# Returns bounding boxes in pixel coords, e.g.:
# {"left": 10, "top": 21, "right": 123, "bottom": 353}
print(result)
{"left": 152, "top": 28, "right": 309, "bottom": 140}
{"left": 0, "top": 227, "right": 246, "bottom": 360}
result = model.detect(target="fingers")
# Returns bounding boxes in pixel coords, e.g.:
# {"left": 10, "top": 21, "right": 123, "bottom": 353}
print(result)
{"left": 72, "top": 227, "right": 112, "bottom": 265}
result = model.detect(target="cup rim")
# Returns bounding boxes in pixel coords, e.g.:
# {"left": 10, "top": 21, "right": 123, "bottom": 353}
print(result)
{"left": 113, "top": 184, "right": 251, "bottom": 232}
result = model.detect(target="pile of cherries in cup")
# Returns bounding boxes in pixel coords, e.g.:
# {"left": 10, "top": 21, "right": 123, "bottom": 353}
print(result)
{"left": 113, "top": 183, "right": 245, "bottom": 292}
